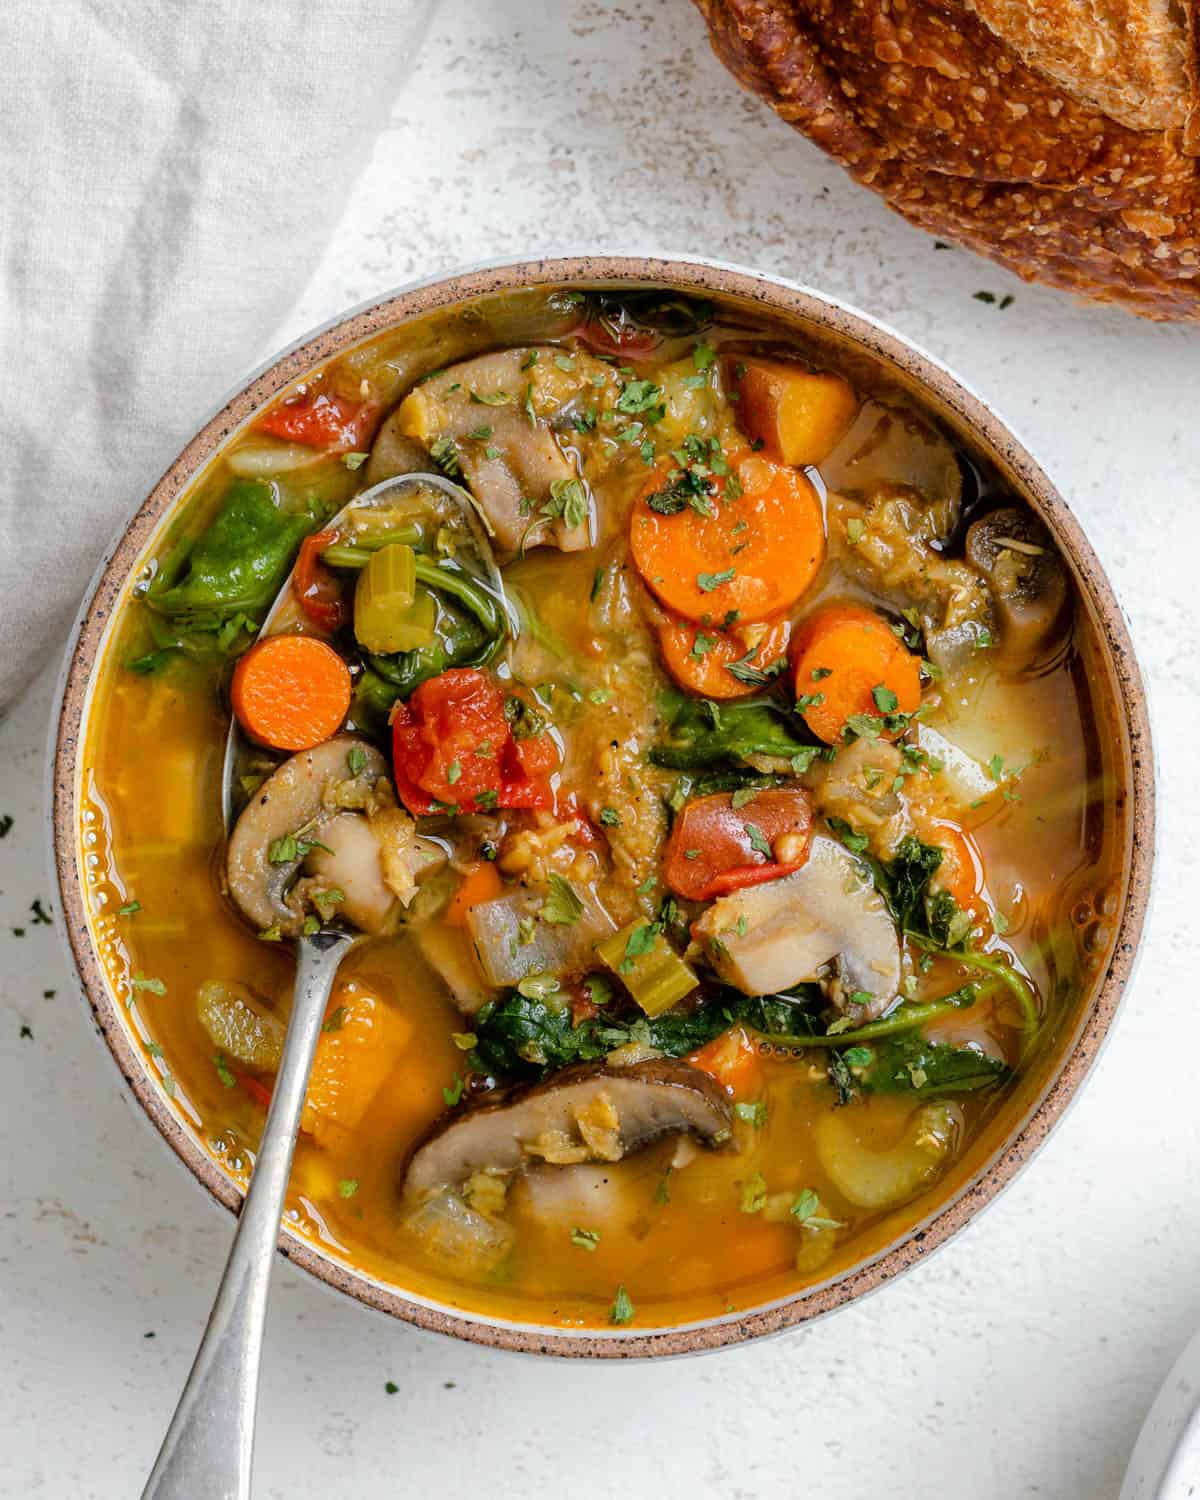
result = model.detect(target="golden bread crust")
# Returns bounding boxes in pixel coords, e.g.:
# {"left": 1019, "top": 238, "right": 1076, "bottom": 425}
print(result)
{"left": 694, "top": 0, "right": 1200, "bottom": 320}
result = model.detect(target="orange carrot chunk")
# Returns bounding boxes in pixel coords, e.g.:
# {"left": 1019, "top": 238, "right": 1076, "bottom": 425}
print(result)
{"left": 230, "top": 634, "right": 352, "bottom": 752}
{"left": 445, "top": 861, "right": 504, "bottom": 927}
{"left": 791, "top": 602, "right": 921, "bottom": 744}
{"left": 657, "top": 613, "right": 792, "bottom": 700}
{"left": 630, "top": 451, "right": 825, "bottom": 624}
{"left": 729, "top": 357, "right": 858, "bottom": 467}
{"left": 686, "top": 1025, "right": 762, "bottom": 1096}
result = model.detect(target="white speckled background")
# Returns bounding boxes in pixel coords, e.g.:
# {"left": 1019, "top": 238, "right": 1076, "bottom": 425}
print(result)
{"left": 2, "top": 3, "right": 1198, "bottom": 1496}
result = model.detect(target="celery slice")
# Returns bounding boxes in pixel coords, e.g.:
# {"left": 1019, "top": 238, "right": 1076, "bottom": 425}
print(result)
{"left": 354, "top": 544, "right": 435, "bottom": 653}
{"left": 597, "top": 921, "right": 699, "bottom": 1017}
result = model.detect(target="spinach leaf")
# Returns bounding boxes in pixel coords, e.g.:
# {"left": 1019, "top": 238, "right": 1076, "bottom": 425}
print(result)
{"left": 877, "top": 835, "right": 944, "bottom": 933}
{"left": 145, "top": 480, "right": 319, "bottom": 625}
{"left": 651, "top": 694, "right": 816, "bottom": 770}
{"left": 858, "top": 1033, "right": 1008, "bottom": 1094}
{"left": 469, "top": 993, "right": 610, "bottom": 1076}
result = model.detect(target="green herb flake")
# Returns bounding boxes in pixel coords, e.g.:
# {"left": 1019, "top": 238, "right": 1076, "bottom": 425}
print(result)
{"left": 213, "top": 1052, "right": 237, "bottom": 1089}
{"left": 599, "top": 808, "right": 621, "bottom": 827}
{"left": 872, "top": 684, "right": 899, "bottom": 713}
{"left": 442, "top": 1076, "right": 465, "bottom": 1107}
{"left": 570, "top": 1227, "right": 601, "bottom": 1251}
{"left": 131, "top": 974, "right": 166, "bottom": 996}
{"left": 609, "top": 1286, "right": 635, "bottom": 1325}
{"left": 846, "top": 518, "right": 866, "bottom": 545}
{"left": 118, "top": 900, "right": 141, "bottom": 916}
{"left": 541, "top": 874, "right": 584, "bottom": 926}
{"left": 744, "top": 822, "right": 772, "bottom": 858}
{"left": 734, "top": 1100, "right": 768, "bottom": 1128}
{"left": 697, "top": 568, "right": 735, "bottom": 593}
{"left": 739, "top": 1173, "right": 768, "bottom": 1214}
{"left": 338, "top": 1178, "right": 360, "bottom": 1198}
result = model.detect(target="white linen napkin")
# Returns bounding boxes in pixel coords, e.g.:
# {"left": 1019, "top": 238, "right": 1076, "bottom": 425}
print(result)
{"left": 0, "top": 0, "right": 431, "bottom": 712}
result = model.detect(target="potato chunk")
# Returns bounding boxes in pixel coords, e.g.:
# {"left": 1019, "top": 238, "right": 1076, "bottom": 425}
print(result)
{"left": 731, "top": 358, "right": 858, "bottom": 467}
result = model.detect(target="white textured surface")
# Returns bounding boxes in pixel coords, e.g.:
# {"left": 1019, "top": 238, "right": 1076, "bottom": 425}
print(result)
{"left": 2, "top": 2, "right": 1199, "bottom": 1497}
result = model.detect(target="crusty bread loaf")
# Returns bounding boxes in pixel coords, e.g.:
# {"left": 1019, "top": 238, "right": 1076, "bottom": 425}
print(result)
{"left": 694, "top": 0, "right": 1200, "bottom": 320}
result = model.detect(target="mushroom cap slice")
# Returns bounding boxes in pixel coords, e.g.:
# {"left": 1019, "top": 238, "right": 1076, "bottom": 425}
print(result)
{"left": 692, "top": 834, "right": 900, "bottom": 1019}
{"left": 401, "top": 1059, "right": 732, "bottom": 1201}
{"left": 224, "top": 735, "right": 386, "bottom": 933}
{"left": 965, "top": 506, "right": 1070, "bottom": 667}
{"left": 391, "top": 347, "right": 616, "bottom": 555}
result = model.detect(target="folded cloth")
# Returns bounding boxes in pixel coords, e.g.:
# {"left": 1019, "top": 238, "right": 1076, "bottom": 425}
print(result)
{"left": 0, "top": 0, "right": 430, "bottom": 712}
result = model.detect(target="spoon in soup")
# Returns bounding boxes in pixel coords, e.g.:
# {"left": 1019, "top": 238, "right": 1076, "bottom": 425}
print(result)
{"left": 141, "top": 472, "right": 511, "bottom": 1500}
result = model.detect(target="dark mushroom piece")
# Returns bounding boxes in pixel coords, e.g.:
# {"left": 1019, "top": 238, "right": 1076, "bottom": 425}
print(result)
{"left": 965, "top": 507, "right": 1070, "bottom": 667}
{"left": 385, "top": 347, "right": 618, "bottom": 556}
{"left": 401, "top": 1059, "right": 733, "bottom": 1201}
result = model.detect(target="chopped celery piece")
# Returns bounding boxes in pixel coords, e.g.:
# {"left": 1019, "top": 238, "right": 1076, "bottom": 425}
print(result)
{"left": 597, "top": 921, "right": 699, "bottom": 1017}
{"left": 354, "top": 544, "right": 433, "bottom": 653}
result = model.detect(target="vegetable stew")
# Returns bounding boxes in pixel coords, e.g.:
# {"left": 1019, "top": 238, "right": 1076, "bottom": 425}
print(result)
{"left": 81, "top": 285, "right": 1127, "bottom": 1331}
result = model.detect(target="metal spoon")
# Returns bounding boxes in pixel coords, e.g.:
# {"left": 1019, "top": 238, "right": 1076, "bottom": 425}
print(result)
{"left": 142, "top": 472, "right": 508, "bottom": 1500}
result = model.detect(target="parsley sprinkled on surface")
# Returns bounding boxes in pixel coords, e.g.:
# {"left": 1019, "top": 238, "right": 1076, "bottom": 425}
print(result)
{"left": 609, "top": 1286, "right": 635, "bottom": 1325}
{"left": 118, "top": 900, "right": 141, "bottom": 916}
{"left": 541, "top": 874, "right": 584, "bottom": 926}
{"left": 734, "top": 1100, "right": 768, "bottom": 1127}
{"left": 872, "top": 684, "right": 899, "bottom": 713}
{"left": 739, "top": 1173, "right": 768, "bottom": 1214}
{"left": 339, "top": 1179, "right": 360, "bottom": 1198}
{"left": 744, "top": 823, "right": 772, "bottom": 858}
{"left": 697, "top": 568, "right": 735, "bottom": 592}
{"left": 442, "top": 1076, "right": 465, "bottom": 1107}
{"left": 213, "top": 1052, "right": 237, "bottom": 1089}
{"left": 599, "top": 807, "right": 621, "bottom": 827}
{"left": 570, "top": 1227, "right": 600, "bottom": 1251}
{"left": 131, "top": 974, "right": 166, "bottom": 995}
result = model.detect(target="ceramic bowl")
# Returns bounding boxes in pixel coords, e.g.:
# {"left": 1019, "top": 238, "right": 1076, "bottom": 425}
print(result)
{"left": 50, "top": 255, "right": 1155, "bottom": 1357}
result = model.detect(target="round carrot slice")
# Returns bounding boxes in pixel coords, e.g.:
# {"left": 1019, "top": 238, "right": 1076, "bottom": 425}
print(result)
{"left": 657, "top": 613, "right": 792, "bottom": 700}
{"left": 928, "top": 818, "right": 984, "bottom": 918}
{"left": 630, "top": 451, "right": 825, "bottom": 623}
{"left": 230, "top": 634, "right": 352, "bottom": 752}
{"left": 791, "top": 602, "right": 921, "bottom": 744}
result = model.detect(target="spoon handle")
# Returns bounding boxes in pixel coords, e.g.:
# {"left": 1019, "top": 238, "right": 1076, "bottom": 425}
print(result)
{"left": 141, "top": 930, "right": 353, "bottom": 1500}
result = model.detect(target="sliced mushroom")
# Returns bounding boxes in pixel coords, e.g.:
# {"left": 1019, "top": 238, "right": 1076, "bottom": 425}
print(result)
{"left": 224, "top": 736, "right": 441, "bottom": 937}
{"left": 805, "top": 738, "right": 913, "bottom": 861}
{"left": 692, "top": 835, "right": 900, "bottom": 1019}
{"left": 391, "top": 347, "right": 616, "bottom": 555}
{"left": 401, "top": 1059, "right": 732, "bottom": 1201}
{"left": 363, "top": 422, "right": 434, "bottom": 489}
{"left": 965, "top": 506, "right": 1070, "bottom": 666}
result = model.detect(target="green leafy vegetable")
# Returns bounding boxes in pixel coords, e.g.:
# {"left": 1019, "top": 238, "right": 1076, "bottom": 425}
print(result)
{"left": 540, "top": 874, "right": 584, "bottom": 926}
{"left": 651, "top": 694, "right": 816, "bottom": 770}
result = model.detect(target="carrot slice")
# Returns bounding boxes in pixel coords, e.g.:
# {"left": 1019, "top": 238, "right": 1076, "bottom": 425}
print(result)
{"left": 230, "top": 634, "right": 351, "bottom": 752}
{"left": 630, "top": 452, "right": 825, "bottom": 623}
{"left": 791, "top": 603, "right": 921, "bottom": 744}
{"left": 657, "top": 614, "right": 791, "bottom": 700}
{"left": 445, "top": 861, "right": 504, "bottom": 927}
{"left": 686, "top": 1025, "right": 762, "bottom": 1096}
{"left": 928, "top": 818, "right": 984, "bottom": 918}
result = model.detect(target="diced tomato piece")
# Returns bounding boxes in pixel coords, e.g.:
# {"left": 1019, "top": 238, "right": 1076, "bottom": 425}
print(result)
{"left": 509, "top": 728, "right": 558, "bottom": 779}
{"left": 256, "top": 390, "right": 377, "bottom": 452}
{"left": 573, "top": 316, "right": 661, "bottom": 359}
{"left": 292, "top": 531, "right": 345, "bottom": 632}
{"left": 391, "top": 668, "right": 509, "bottom": 814}
{"left": 239, "top": 1073, "right": 274, "bottom": 1111}
{"left": 664, "top": 788, "right": 813, "bottom": 901}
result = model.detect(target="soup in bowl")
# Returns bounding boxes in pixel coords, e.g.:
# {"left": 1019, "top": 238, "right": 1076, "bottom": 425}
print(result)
{"left": 52, "top": 258, "right": 1152, "bottom": 1356}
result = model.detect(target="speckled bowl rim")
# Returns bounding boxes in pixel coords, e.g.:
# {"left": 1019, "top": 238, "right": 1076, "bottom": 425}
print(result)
{"left": 50, "top": 254, "right": 1155, "bottom": 1359}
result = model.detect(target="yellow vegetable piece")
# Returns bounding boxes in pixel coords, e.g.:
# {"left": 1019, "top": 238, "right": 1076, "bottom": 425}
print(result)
{"left": 733, "top": 358, "right": 858, "bottom": 468}
{"left": 596, "top": 922, "right": 699, "bottom": 1017}
{"left": 301, "top": 981, "right": 414, "bottom": 1148}
{"left": 354, "top": 544, "right": 435, "bottom": 654}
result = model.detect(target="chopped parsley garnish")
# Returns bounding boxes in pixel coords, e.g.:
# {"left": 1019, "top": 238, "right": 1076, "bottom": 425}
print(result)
{"left": 609, "top": 1286, "right": 635, "bottom": 1324}
{"left": 734, "top": 1100, "right": 768, "bottom": 1127}
{"left": 599, "top": 807, "right": 621, "bottom": 827}
{"left": 213, "top": 1052, "right": 237, "bottom": 1089}
{"left": 697, "top": 568, "right": 735, "bottom": 592}
{"left": 131, "top": 974, "right": 166, "bottom": 995}
{"left": 872, "top": 684, "right": 899, "bottom": 713}
{"left": 541, "top": 874, "right": 584, "bottom": 926}
{"left": 744, "top": 823, "right": 772, "bottom": 858}
{"left": 347, "top": 745, "right": 368, "bottom": 776}
{"left": 442, "top": 1076, "right": 465, "bottom": 1107}
{"left": 338, "top": 1179, "right": 360, "bottom": 1198}
{"left": 570, "top": 1227, "right": 600, "bottom": 1251}
{"left": 739, "top": 1173, "right": 768, "bottom": 1214}
{"left": 118, "top": 900, "right": 141, "bottom": 916}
